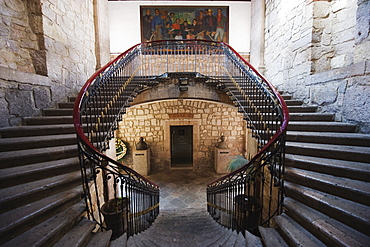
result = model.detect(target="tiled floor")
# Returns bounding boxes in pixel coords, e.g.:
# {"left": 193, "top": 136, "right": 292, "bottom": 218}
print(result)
{"left": 146, "top": 168, "right": 222, "bottom": 210}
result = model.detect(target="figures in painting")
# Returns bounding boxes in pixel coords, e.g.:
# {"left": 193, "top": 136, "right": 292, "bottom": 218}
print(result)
{"left": 142, "top": 7, "right": 227, "bottom": 42}
{"left": 204, "top": 9, "right": 217, "bottom": 41}
{"left": 215, "top": 8, "right": 227, "bottom": 42}
{"left": 142, "top": 9, "right": 153, "bottom": 41}
{"left": 151, "top": 9, "right": 164, "bottom": 41}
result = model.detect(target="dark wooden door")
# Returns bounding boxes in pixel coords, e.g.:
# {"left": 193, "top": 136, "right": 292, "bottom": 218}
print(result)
{"left": 170, "top": 125, "right": 193, "bottom": 167}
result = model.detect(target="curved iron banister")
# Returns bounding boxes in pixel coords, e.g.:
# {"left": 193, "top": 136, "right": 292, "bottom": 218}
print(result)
{"left": 206, "top": 42, "right": 289, "bottom": 233}
{"left": 73, "top": 39, "right": 289, "bottom": 238}
{"left": 221, "top": 42, "right": 289, "bottom": 133}
{"left": 208, "top": 42, "right": 289, "bottom": 183}
{"left": 73, "top": 42, "right": 160, "bottom": 238}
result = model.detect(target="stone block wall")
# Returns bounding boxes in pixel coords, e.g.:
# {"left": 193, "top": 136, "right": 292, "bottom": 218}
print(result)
{"left": 41, "top": 0, "right": 96, "bottom": 102}
{"left": 0, "top": 67, "right": 52, "bottom": 126}
{"left": 0, "top": 0, "right": 45, "bottom": 75}
{"left": 116, "top": 99, "right": 246, "bottom": 171}
{"left": 264, "top": 0, "right": 370, "bottom": 133}
{"left": 0, "top": 0, "right": 110, "bottom": 127}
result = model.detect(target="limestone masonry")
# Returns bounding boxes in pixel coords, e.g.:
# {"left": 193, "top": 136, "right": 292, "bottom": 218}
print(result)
{"left": 0, "top": 0, "right": 99, "bottom": 126}
{"left": 117, "top": 100, "right": 246, "bottom": 171}
{"left": 264, "top": 0, "right": 370, "bottom": 133}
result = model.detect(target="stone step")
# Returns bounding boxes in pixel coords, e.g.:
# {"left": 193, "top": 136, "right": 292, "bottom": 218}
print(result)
{"left": 0, "top": 144, "right": 78, "bottom": 168}
{"left": 129, "top": 232, "right": 160, "bottom": 247}
{"left": 0, "top": 170, "right": 81, "bottom": 213}
{"left": 252, "top": 121, "right": 359, "bottom": 135}
{"left": 287, "top": 131, "right": 370, "bottom": 146}
{"left": 93, "top": 85, "right": 141, "bottom": 94}
{"left": 281, "top": 99, "right": 302, "bottom": 106}
{"left": 0, "top": 157, "right": 80, "bottom": 188}
{"left": 127, "top": 209, "right": 243, "bottom": 246}
{"left": 43, "top": 108, "right": 73, "bottom": 116}
{"left": 246, "top": 112, "right": 334, "bottom": 122}
{"left": 21, "top": 112, "right": 122, "bottom": 129}
{"left": 208, "top": 228, "right": 234, "bottom": 246}
{"left": 148, "top": 217, "right": 220, "bottom": 236}
{"left": 53, "top": 218, "right": 96, "bottom": 247}
{"left": 58, "top": 102, "right": 75, "bottom": 109}
{"left": 0, "top": 124, "right": 76, "bottom": 138}
{"left": 284, "top": 181, "right": 370, "bottom": 235}
{"left": 258, "top": 227, "right": 288, "bottom": 247}
{"left": 0, "top": 186, "right": 83, "bottom": 245}
{"left": 0, "top": 201, "right": 86, "bottom": 247}
{"left": 244, "top": 230, "right": 263, "bottom": 247}
{"left": 287, "top": 121, "right": 357, "bottom": 132}
{"left": 233, "top": 232, "right": 248, "bottom": 247}
{"left": 198, "top": 221, "right": 233, "bottom": 246}
{"left": 222, "top": 230, "right": 245, "bottom": 247}
{"left": 281, "top": 94, "right": 291, "bottom": 100}
{"left": 127, "top": 232, "right": 171, "bottom": 246}
{"left": 0, "top": 133, "right": 76, "bottom": 151}
{"left": 286, "top": 141, "right": 370, "bottom": 163}
{"left": 69, "top": 96, "right": 77, "bottom": 102}
{"left": 234, "top": 99, "right": 302, "bottom": 106}
{"left": 85, "top": 230, "right": 113, "bottom": 247}
{"left": 284, "top": 167, "right": 370, "bottom": 206}
{"left": 285, "top": 154, "right": 370, "bottom": 182}
{"left": 289, "top": 112, "right": 334, "bottom": 121}
{"left": 226, "top": 90, "right": 288, "bottom": 100}
{"left": 274, "top": 213, "right": 325, "bottom": 247}
{"left": 287, "top": 105, "right": 318, "bottom": 113}
{"left": 24, "top": 116, "right": 74, "bottom": 125}
{"left": 109, "top": 233, "right": 127, "bottom": 247}
{"left": 283, "top": 197, "right": 370, "bottom": 246}
{"left": 240, "top": 105, "right": 318, "bottom": 113}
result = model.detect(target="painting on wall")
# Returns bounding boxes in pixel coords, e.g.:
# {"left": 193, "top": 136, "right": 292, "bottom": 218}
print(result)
{"left": 140, "top": 6, "right": 229, "bottom": 43}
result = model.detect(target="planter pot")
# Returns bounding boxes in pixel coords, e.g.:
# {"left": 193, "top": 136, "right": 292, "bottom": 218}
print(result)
{"left": 101, "top": 198, "right": 129, "bottom": 240}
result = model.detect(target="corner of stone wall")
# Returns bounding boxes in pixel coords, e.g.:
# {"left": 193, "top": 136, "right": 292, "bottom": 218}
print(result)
{"left": 0, "top": 66, "right": 55, "bottom": 127}
{"left": 264, "top": 0, "right": 370, "bottom": 134}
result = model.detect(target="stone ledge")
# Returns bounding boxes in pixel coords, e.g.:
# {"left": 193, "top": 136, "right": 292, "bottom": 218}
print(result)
{"left": 306, "top": 60, "right": 370, "bottom": 85}
{"left": 0, "top": 66, "right": 51, "bottom": 87}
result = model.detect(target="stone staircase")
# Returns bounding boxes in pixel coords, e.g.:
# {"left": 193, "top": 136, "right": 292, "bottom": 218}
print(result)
{"left": 256, "top": 93, "right": 370, "bottom": 246}
{"left": 0, "top": 97, "right": 112, "bottom": 246}
{"left": 117, "top": 208, "right": 246, "bottom": 247}
{"left": 1, "top": 88, "right": 369, "bottom": 246}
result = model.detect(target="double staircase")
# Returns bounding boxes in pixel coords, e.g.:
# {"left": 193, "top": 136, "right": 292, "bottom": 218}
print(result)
{"left": 0, "top": 91, "right": 369, "bottom": 246}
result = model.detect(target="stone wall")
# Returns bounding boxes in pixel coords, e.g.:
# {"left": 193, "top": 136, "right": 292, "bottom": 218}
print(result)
{"left": 0, "top": 0, "right": 110, "bottom": 127}
{"left": 0, "top": 0, "right": 45, "bottom": 75}
{"left": 264, "top": 0, "right": 370, "bottom": 133}
{"left": 116, "top": 99, "right": 246, "bottom": 171}
{"left": 41, "top": 0, "right": 96, "bottom": 102}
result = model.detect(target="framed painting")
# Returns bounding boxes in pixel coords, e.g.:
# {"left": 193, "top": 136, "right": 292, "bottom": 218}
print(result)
{"left": 140, "top": 6, "right": 229, "bottom": 43}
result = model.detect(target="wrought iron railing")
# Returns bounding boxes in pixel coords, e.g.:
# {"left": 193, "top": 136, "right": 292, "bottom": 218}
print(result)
{"left": 73, "top": 40, "right": 288, "bottom": 238}
{"left": 206, "top": 44, "right": 289, "bottom": 234}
